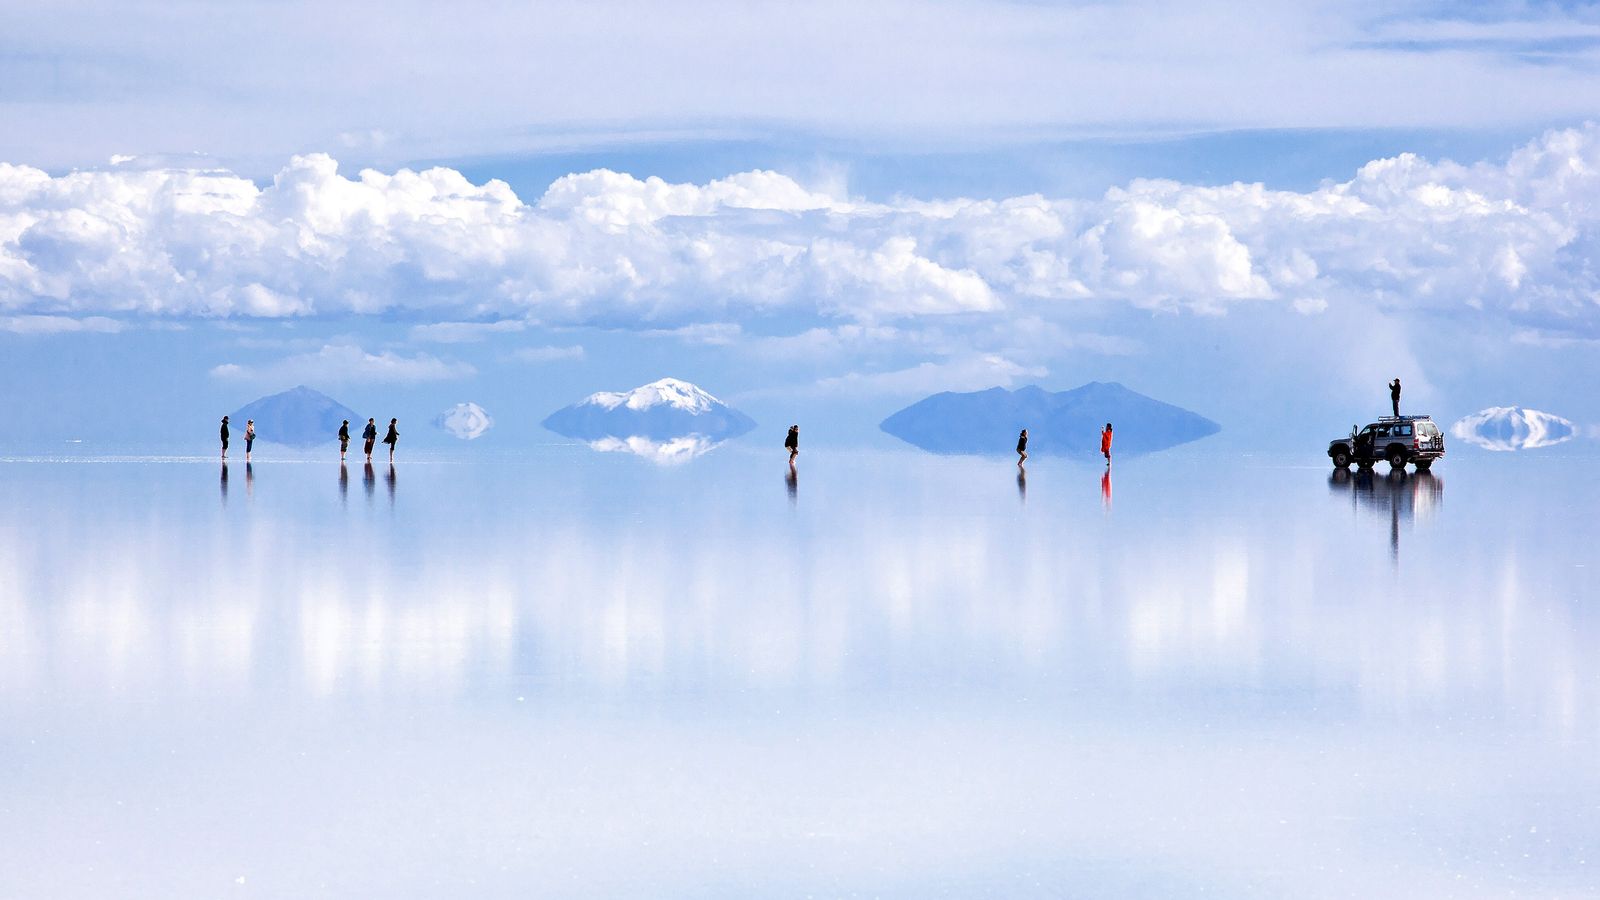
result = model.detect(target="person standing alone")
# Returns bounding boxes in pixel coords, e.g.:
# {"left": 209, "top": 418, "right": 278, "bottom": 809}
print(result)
{"left": 383, "top": 418, "right": 399, "bottom": 462}
{"left": 1389, "top": 378, "right": 1401, "bottom": 418}
{"left": 362, "top": 418, "right": 377, "bottom": 462}
{"left": 785, "top": 425, "right": 800, "bottom": 467}
{"left": 220, "top": 415, "right": 230, "bottom": 459}
{"left": 338, "top": 419, "right": 350, "bottom": 462}
{"left": 1100, "top": 422, "right": 1113, "bottom": 467}
{"left": 1016, "top": 428, "right": 1028, "bottom": 468}
{"left": 244, "top": 419, "right": 255, "bottom": 461}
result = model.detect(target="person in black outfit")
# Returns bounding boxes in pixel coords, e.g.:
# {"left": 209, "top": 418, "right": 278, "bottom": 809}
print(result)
{"left": 362, "top": 418, "right": 377, "bottom": 461}
{"left": 1389, "top": 378, "right": 1401, "bottom": 418}
{"left": 383, "top": 418, "right": 399, "bottom": 462}
{"left": 1016, "top": 428, "right": 1028, "bottom": 467}
{"left": 785, "top": 425, "right": 799, "bottom": 467}
{"left": 338, "top": 419, "right": 351, "bottom": 461}
{"left": 220, "top": 416, "right": 230, "bottom": 459}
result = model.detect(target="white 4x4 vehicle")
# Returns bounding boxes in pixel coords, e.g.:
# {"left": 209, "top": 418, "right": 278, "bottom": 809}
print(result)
{"left": 1328, "top": 415, "right": 1445, "bottom": 471}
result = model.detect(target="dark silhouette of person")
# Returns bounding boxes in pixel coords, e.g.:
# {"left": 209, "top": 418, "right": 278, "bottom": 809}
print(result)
{"left": 785, "top": 425, "right": 799, "bottom": 467}
{"left": 386, "top": 463, "right": 396, "bottom": 503}
{"left": 1016, "top": 428, "right": 1028, "bottom": 467}
{"left": 220, "top": 415, "right": 230, "bottom": 459}
{"left": 785, "top": 467, "right": 798, "bottom": 504}
{"left": 1016, "top": 468, "right": 1026, "bottom": 503}
{"left": 1389, "top": 378, "right": 1401, "bottom": 417}
{"left": 338, "top": 419, "right": 351, "bottom": 461}
{"left": 363, "top": 461, "right": 375, "bottom": 501}
{"left": 1100, "top": 422, "right": 1113, "bottom": 467}
{"left": 362, "top": 418, "right": 377, "bottom": 461}
{"left": 244, "top": 419, "right": 255, "bottom": 461}
{"left": 220, "top": 461, "right": 228, "bottom": 501}
{"left": 383, "top": 418, "right": 399, "bottom": 461}
{"left": 339, "top": 463, "right": 348, "bottom": 504}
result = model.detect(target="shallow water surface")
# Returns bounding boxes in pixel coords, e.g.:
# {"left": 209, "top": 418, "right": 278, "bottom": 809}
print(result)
{"left": 0, "top": 447, "right": 1595, "bottom": 897}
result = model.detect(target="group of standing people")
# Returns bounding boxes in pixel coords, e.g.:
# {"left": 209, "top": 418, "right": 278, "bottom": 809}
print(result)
{"left": 336, "top": 418, "right": 399, "bottom": 463}
{"left": 220, "top": 416, "right": 399, "bottom": 462}
{"left": 1014, "top": 423, "right": 1114, "bottom": 468}
{"left": 218, "top": 416, "right": 255, "bottom": 461}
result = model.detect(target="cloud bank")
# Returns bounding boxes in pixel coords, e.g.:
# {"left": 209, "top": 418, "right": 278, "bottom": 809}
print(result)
{"left": 4, "top": 127, "right": 1600, "bottom": 339}
{"left": 210, "top": 344, "right": 475, "bottom": 385}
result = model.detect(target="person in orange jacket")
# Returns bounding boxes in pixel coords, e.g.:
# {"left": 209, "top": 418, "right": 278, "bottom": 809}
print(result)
{"left": 1100, "top": 422, "right": 1113, "bottom": 466}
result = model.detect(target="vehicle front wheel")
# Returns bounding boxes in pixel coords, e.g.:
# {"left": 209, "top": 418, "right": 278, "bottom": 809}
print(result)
{"left": 1332, "top": 448, "right": 1351, "bottom": 469}
{"left": 1386, "top": 446, "right": 1407, "bottom": 470}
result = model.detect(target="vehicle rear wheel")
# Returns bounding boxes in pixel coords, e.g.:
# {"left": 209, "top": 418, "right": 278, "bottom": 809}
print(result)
{"left": 1386, "top": 446, "right": 1407, "bottom": 470}
{"left": 1332, "top": 448, "right": 1351, "bottom": 469}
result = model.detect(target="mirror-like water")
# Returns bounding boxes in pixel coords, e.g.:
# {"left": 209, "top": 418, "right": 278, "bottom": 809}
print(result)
{"left": 0, "top": 447, "right": 1595, "bottom": 897}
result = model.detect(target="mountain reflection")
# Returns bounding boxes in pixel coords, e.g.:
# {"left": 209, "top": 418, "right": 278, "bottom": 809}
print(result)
{"left": 588, "top": 434, "right": 724, "bottom": 464}
{"left": 0, "top": 455, "right": 1587, "bottom": 742}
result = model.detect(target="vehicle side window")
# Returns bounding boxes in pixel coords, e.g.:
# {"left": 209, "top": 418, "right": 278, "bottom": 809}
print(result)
{"left": 1375, "top": 425, "right": 1390, "bottom": 437}
{"left": 1400, "top": 424, "right": 1413, "bottom": 436}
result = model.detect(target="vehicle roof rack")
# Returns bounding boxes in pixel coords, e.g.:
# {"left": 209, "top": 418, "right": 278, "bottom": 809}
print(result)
{"left": 1377, "top": 414, "right": 1431, "bottom": 422}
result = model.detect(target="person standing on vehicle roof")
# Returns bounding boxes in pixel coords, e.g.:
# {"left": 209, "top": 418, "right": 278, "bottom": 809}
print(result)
{"left": 1389, "top": 378, "right": 1401, "bottom": 418}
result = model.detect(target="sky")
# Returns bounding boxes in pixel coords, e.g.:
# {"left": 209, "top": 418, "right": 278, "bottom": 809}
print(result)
{"left": 2, "top": 0, "right": 1599, "bottom": 450}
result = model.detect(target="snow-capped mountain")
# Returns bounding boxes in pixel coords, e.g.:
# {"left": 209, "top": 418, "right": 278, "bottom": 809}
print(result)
{"left": 584, "top": 378, "right": 719, "bottom": 414}
{"left": 434, "top": 402, "right": 494, "bottom": 440}
{"left": 1450, "top": 406, "right": 1574, "bottom": 451}
{"left": 542, "top": 378, "right": 756, "bottom": 447}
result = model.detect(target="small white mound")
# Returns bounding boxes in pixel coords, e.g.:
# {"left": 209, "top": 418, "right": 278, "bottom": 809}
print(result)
{"left": 583, "top": 378, "right": 719, "bottom": 414}
{"left": 1450, "top": 406, "right": 1573, "bottom": 451}
{"left": 434, "top": 402, "right": 494, "bottom": 440}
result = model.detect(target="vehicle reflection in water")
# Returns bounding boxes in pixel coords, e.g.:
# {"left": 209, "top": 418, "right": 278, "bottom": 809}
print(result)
{"left": 1329, "top": 467, "right": 1443, "bottom": 560}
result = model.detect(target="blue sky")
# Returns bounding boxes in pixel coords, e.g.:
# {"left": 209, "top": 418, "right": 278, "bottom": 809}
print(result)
{"left": 2, "top": 0, "right": 1598, "bottom": 449}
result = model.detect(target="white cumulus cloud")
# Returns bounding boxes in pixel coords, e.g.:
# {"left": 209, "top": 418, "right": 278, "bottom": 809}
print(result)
{"left": 6, "top": 127, "right": 1600, "bottom": 335}
{"left": 434, "top": 402, "right": 494, "bottom": 440}
{"left": 511, "top": 345, "right": 586, "bottom": 363}
{"left": 210, "top": 343, "right": 474, "bottom": 385}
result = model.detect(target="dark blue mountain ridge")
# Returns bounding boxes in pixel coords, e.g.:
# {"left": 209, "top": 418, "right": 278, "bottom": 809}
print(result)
{"left": 880, "top": 382, "right": 1219, "bottom": 456}
{"left": 231, "top": 386, "right": 361, "bottom": 447}
{"left": 542, "top": 378, "right": 757, "bottom": 442}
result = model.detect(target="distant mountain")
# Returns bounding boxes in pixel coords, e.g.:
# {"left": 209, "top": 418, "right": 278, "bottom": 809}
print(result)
{"left": 542, "top": 378, "right": 757, "bottom": 444}
{"left": 1450, "top": 406, "right": 1574, "bottom": 451}
{"left": 881, "top": 382, "right": 1219, "bottom": 457}
{"left": 232, "top": 386, "right": 359, "bottom": 448}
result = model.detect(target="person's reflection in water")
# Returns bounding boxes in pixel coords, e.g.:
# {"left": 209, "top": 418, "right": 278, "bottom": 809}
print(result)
{"left": 339, "top": 463, "right": 348, "bottom": 507}
{"left": 785, "top": 466, "right": 798, "bottom": 506}
{"left": 363, "top": 462, "right": 376, "bottom": 504}
{"left": 1101, "top": 468, "right": 1112, "bottom": 511}
{"left": 1016, "top": 468, "right": 1026, "bottom": 504}
{"left": 386, "top": 463, "right": 397, "bottom": 506}
{"left": 220, "top": 462, "right": 228, "bottom": 505}
{"left": 245, "top": 462, "right": 254, "bottom": 500}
